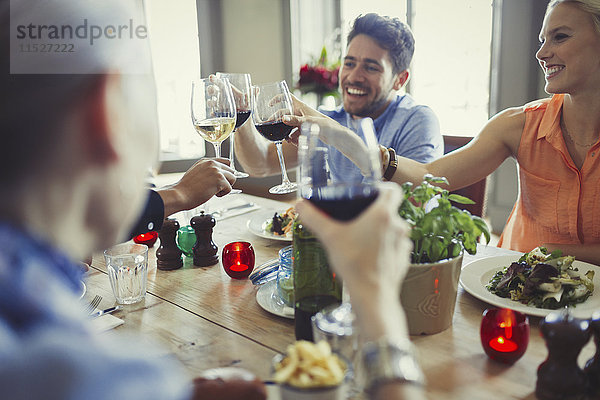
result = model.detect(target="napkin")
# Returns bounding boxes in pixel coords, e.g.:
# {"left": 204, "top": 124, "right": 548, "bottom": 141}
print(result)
{"left": 90, "top": 312, "right": 124, "bottom": 333}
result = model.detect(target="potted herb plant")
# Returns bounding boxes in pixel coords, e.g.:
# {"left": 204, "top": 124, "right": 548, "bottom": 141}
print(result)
{"left": 398, "top": 175, "right": 490, "bottom": 335}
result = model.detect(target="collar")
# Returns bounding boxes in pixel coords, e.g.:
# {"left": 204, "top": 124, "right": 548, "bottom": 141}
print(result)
{"left": 535, "top": 94, "right": 564, "bottom": 144}
{"left": 344, "top": 94, "right": 404, "bottom": 131}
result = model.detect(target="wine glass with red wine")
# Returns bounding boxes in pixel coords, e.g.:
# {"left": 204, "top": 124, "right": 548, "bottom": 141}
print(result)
{"left": 297, "top": 117, "right": 381, "bottom": 220}
{"left": 252, "top": 81, "right": 298, "bottom": 194}
{"left": 215, "top": 72, "right": 252, "bottom": 179}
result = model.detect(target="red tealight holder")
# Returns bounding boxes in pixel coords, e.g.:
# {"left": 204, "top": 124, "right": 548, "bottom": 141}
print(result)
{"left": 480, "top": 308, "right": 530, "bottom": 364}
{"left": 222, "top": 241, "right": 255, "bottom": 279}
{"left": 133, "top": 231, "right": 158, "bottom": 248}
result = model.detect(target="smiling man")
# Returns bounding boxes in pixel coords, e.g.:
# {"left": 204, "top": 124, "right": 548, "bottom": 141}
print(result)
{"left": 235, "top": 13, "right": 442, "bottom": 179}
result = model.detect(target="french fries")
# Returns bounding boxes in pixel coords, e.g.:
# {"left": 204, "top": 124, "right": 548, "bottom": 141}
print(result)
{"left": 273, "top": 341, "right": 346, "bottom": 388}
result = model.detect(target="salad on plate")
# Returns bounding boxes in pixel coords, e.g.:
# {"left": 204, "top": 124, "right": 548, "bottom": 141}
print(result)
{"left": 486, "top": 247, "right": 595, "bottom": 309}
{"left": 262, "top": 207, "right": 297, "bottom": 239}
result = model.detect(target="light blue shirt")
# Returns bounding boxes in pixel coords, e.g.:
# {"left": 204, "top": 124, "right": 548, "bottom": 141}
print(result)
{"left": 0, "top": 223, "right": 191, "bottom": 400}
{"left": 320, "top": 94, "right": 442, "bottom": 182}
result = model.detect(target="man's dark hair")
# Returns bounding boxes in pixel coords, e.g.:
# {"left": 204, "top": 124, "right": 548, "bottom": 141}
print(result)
{"left": 347, "top": 13, "right": 415, "bottom": 74}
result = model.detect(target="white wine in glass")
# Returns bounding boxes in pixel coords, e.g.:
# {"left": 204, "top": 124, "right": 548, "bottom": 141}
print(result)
{"left": 191, "top": 77, "right": 241, "bottom": 194}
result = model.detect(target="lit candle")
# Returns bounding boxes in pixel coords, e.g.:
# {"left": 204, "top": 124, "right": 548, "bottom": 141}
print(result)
{"left": 222, "top": 241, "right": 255, "bottom": 279}
{"left": 133, "top": 231, "right": 158, "bottom": 248}
{"left": 480, "top": 308, "right": 529, "bottom": 364}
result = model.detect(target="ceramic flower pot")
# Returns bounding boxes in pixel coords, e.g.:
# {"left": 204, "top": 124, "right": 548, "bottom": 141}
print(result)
{"left": 400, "top": 254, "right": 463, "bottom": 335}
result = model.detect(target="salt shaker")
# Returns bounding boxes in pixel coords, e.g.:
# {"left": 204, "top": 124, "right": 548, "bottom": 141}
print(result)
{"left": 191, "top": 211, "right": 218, "bottom": 267}
{"left": 536, "top": 309, "right": 591, "bottom": 400}
{"left": 584, "top": 311, "right": 600, "bottom": 397}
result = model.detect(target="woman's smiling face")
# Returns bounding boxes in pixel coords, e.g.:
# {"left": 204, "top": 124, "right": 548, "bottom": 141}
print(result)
{"left": 536, "top": 2, "right": 600, "bottom": 95}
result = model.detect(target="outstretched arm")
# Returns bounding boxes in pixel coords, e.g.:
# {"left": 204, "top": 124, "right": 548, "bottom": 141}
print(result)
{"left": 386, "top": 107, "right": 524, "bottom": 190}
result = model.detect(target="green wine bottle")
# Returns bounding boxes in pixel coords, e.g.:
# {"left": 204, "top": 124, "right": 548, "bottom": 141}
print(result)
{"left": 292, "top": 218, "right": 342, "bottom": 341}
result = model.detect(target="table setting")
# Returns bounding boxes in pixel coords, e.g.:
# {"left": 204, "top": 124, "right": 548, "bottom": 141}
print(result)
{"left": 87, "top": 114, "right": 600, "bottom": 399}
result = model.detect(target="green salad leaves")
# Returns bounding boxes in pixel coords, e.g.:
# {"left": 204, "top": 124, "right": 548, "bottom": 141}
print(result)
{"left": 486, "top": 247, "right": 595, "bottom": 309}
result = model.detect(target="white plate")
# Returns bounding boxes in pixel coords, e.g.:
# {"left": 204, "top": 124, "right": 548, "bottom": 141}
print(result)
{"left": 247, "top": 210, "right": 292, "bottom": 242}
{"left": 460, "top": 255, "right": 600, "bottom": 318}
{"left": 256, "top": 280, "right": 294, "bottom": 319}
{"left": 78, "top": 280, "right": 87, "bottom": 300}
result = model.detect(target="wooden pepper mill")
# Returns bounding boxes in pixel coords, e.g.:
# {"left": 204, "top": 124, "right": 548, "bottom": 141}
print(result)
{"left": 191, "top": 211, "right": 218, "bottom": 267}
{"left": 536, "top": 309, "right": 591, "bottom": 400}
{"left": 156, "top": 218, "right": 183, "bottom": 271}
{"left": 584, "top": 311, "right": 600, "bottom": 397}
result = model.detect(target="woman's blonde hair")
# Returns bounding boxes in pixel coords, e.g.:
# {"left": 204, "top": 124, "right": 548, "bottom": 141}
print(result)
{"left": 547, "top": 0, "right": 600, "bottom": 34}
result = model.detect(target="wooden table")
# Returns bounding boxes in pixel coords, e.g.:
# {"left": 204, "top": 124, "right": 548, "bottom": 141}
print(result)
{"left": 86, "top": 192, "right": 596, "bottom": 400}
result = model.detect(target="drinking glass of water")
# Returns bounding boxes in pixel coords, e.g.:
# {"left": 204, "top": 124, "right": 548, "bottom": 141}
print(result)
{"left": 104, "top": 243, "right": 149, "bottom": 304}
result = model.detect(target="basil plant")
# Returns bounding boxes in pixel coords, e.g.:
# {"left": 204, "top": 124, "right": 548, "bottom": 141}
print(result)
{"left": 399, "top": 175, "right": 490, "bottom": 264}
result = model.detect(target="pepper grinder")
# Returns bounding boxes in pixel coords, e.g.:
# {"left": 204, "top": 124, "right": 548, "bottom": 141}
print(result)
{"left": 191, "top": 211, "right": 219, "bottom": 267}
{"left": 156, "top": 218, "right": 183, "bottom": 271}
{"left": 584, "top": 311, "right": 600, "bottom": 397}
{"left": 536, "top": 309, "right": 591, "bottom": 400}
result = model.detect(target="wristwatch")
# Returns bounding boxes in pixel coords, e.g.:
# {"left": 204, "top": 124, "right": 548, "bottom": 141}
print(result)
{"left": 383, "top": 148, "right": 397, "bottom": 181}
{"left": 362, "top": 336, "right": 424, "bottom": 395}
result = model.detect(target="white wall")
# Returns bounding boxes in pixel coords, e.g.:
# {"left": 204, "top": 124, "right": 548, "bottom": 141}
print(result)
{"left": 221, "top": 0, "right": 287, "bottom": 84}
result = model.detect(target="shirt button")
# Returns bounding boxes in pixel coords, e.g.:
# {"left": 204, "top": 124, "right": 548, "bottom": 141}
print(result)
{"left": 148, "top": 222, "right": 154, "bottom": 230}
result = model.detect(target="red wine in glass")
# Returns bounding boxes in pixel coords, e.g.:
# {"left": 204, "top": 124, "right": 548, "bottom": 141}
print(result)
{"left": 307, "top": 185, "right": 379, "bottom": 221}
{"left": 255, "top": 121, "right": 294, "bottom": 142}
{"left": 235, "top": 110, "right": 251, "bottom": 129}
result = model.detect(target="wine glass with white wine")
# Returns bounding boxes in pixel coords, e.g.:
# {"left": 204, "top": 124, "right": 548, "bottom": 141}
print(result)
{"left": 190, "top": 77, "right": 241, "bottom": 194}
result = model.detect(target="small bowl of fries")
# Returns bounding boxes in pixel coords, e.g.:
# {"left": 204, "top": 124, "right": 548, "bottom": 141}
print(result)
{"left": 273, "top": 340, "right": 349, "bottom": 400}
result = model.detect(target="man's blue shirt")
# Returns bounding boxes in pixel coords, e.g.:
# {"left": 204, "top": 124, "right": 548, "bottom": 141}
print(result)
{"left": 321, "top": 93, "right": 442, "bottom": 182}
{"left": 0, "top": 223, "right": 191, "bottom": 400}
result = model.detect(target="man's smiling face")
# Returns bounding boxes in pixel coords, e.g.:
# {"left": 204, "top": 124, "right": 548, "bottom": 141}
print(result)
{"left": 339, "top": 34, "right": 403, "bottom": 119}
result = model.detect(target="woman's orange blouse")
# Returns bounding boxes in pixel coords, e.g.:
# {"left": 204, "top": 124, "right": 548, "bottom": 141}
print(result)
{"left": 498, "top": 94, "right": 600, "bottom": 252}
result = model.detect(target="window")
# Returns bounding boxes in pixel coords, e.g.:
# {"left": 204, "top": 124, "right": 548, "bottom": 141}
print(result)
{"left": 144, "top": 0, "right": 205, "bottom": 160}
{"left": 410, "top": 0, "right": 493, "bottom": 136}
{"left": 293, "top": 0, "right": 493, "bottom": 137}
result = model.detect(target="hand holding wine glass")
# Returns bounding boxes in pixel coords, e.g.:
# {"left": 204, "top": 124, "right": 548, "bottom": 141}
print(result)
{"left": 191, "top": 77, "right": 241, "bottom": 194}
{"left": 191, "top": 77, "right": 236, "bottom": 158}
{"left": 252, "top": 81, "right": 297, "bottom": 194}
{"left": 215, "top": 72, "right": 252, "bottom": 179}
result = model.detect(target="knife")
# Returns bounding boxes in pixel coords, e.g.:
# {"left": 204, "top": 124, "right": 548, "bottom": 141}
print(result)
{"left": 91, "top": 305, "right": 122, "bottom": 318}
{"left": 210, "top": 202, "right": 256, "bottom": 219}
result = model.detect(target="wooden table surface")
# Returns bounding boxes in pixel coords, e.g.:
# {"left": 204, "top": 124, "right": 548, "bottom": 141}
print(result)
{"left": 86, "top": 191, "right": 596, "bottom": 400}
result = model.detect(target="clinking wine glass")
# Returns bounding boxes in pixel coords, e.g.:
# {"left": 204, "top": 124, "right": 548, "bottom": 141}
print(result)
{"left": 216, "top": 72, "right": 252, "bottom": 179}
{"left": 252, "top": 80, "right": 297, "bottom": 194}
{"left": 297, "top": 118, "right": 382, "bottom": 394}
{"left": 191, "top": 77, "right": 241, "bottom": 194}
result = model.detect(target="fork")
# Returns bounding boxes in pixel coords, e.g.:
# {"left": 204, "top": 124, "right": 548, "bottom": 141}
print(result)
{"left": 85, "top": 295, "right": 102, "bottom": 315}
{"left": 210, "top": 202, "right": 255, "bottom": 219}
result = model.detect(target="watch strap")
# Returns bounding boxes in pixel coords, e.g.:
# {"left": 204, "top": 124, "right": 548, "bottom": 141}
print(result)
{"left": 383, "top": 148, "right": 397, "bottom": 181}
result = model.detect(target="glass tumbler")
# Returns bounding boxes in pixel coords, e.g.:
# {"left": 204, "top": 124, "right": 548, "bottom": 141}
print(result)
{"left": 276, "top": 245, "right": 293, "bottom": 307}
{"left": 104, "top": 243, "right": 149, "bottom": 304}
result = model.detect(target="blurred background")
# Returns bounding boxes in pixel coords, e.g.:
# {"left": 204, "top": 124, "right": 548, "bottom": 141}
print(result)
{"left": 144, "top": 0, "right": 549, "bottom": 235}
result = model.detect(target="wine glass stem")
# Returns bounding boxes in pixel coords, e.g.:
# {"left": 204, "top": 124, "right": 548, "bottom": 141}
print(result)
{"left": 213, "top": 142, "right": 221, "bottom": 158}
{"left": 229, "top": 130, "right": 237, "bottom": 169}
{"left": 275, "top": 141, "right": 292, "bottom": 185}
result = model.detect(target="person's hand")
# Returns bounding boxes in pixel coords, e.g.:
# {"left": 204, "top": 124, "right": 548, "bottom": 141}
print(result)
{"left": 295, "top": 183, "right": 412, "bottom": 340}
{"left": 158, "top": 158, "right": 236, "bottom": 217}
